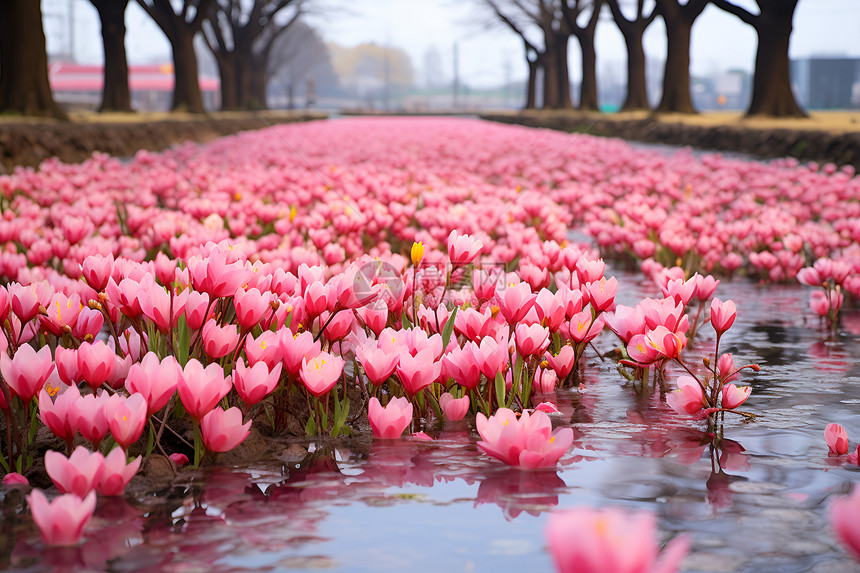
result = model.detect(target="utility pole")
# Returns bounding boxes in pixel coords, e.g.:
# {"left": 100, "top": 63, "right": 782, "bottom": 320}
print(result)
{"left": 452, "top": 41, "right": 459, "bottom": 109}
{"left": 68, "top": 0, "right": 75, "bottom": 61}
{"left": 383, "top": 35, "right": 391, "bottom": 111}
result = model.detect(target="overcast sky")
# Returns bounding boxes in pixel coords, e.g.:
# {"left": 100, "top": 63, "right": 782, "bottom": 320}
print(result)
{"left": 44, "top": 0, "right": 860, "bottom": 88}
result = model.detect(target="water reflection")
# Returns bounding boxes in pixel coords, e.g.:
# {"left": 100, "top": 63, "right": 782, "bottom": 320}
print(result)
{"left": 4, "top": 273, "right": 860, "bottom": 572}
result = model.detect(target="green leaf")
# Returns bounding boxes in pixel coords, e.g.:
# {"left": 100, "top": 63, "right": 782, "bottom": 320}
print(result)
{"left": 28, "top": 405, "right": 39, "bottom": 444}
{"left": 145, "top": 421, "right": 156, "bottom": 457}
{"left": 441, "top": 306, "right": 458, "bottom": 348}
{"left": 401, "top": 309, "right": 413, "bottom": 329}
{"left": 282, "top": 310, "right": 293, "bottom": 330}
{"left": 174, "top": 315, "right": 190, "bottom": 367}
{"left": 304, "top": 416, "right": 317, "bottom": 436}
{"left": 494, "top": 371, "right": 506, "bottom": 410}
{"left": 318, "top": 401, "right": 328, "bottom": 430}
{"left": 331, "top": 396, "right": 350, "bottom": 437}
{"left": 512, "top": 354, "right": 524, "bottom": 395}
{"left": 425, "top": 390, "right": 441, "bottom": 419}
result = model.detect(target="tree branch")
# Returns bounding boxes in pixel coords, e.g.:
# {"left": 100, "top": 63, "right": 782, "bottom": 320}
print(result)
{"left": 711, "top": 0, "right": 758, "bottom": 26}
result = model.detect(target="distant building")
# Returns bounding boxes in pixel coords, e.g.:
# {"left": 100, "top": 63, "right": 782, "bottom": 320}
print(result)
{"left": 792, "top": 57, "right": 860, "bottom": 110}
{"left": 49, "top": 63, "right": 220, "bottom": 111}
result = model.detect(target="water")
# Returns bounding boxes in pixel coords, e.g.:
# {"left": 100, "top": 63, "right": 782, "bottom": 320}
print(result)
{"left": 3, "top": 271, "right": 860, "bottom": 572}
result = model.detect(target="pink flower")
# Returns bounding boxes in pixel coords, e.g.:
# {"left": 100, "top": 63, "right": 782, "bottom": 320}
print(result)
{"left": 566, "top": 310, "right": 605, "bottom": 344}
{"left": 54, "top": 345, "right": 79, "bottom": 385}
{"left": 605, "top": 305, "right": 646, "bottom": 344}
{"left": 97, "top": 448, "right": 141, "bottom": 496}
{"left": 234, "top": 287, "right": 271, "bottom": 330}
{"left": 721, "top": 383, "right": 751, "bottom": 409}
{"left": 105, "top": 276, "right": 144, "bottom": 318}
{"left": 81, "top": 254, "right": 114, "bottom": 292}
{"left": 396, "top": 347, "right": 441, "bottom": 398}
{"left": 76, "top": 340, "right": 117, "bottom": 391}
{"left": 125, "top": 352, "right": 181, "bottom": 416}
{"left": 472, "top": 268, "right": 498, "bottom": 300}
{"left": 831, "top": 486, "right": 860, "bottom": 562}
{"left": 233, "top": 358, "right": 282, "bottom": 406}
{"left": 188, "top": 248, "right": 251, "bottom": 298}
{"left": 245, "top": 329, "right": 284, "bottom": 369}
{"left": 447, "top": 230, "right": 483, "bottom": 266}
{"left": 454, "top": 306, "right": 492, "bottom": 340}
{"left": 534, "top": 401, "right": 560, "bottom": 414}
{"left": 356, "top": 345, "right": 399, "bottom": 386}
{"left": 797, "top": 266, "right": 822, "bottom": 287}
{"left": 281, "top": 330, "right": 320, "bottom": 376}
{"left": 476, "top": 335, "right": 509, "bottom": 380}
{"left": 9, "top": 282, "right": 41, "bottom": 323}
{"left": 74, "top": 392, "right": 110, "bottom": 449}
{"left": 201, "top": 406, "right": 251, "bottom": 452}
{"left": 184, "top": 290, "right": 211, "bottom": 330}
{"left": 72, "top": 307, "right": 104, "bottom": 341}
{"left": 2, "top": 472, "right": 29, "bottom": 486}
{"left": 666, "top": 376, "right": 708, "bottom": 416}
{"left": 515, "top": 323, "right": 550, "bottom": 357}
{"left": 546, "top": 507, "right": 689, "bottom": 573}
{"left": 169, "top": 453, "right": 189, "bottom": 467}
{"left": 303, "top": 280, "right": 328, "bottom": 318}
{"left": 27, "top": 489, "right": 96, "bottom": 546}
{"left": 201, "top": 319, "right": 239, "bottom": 359}
{"left": 178, "top": 359, "right": 232, "bottom": 419}
{"left": 441, "top": 342, "right": 483, "bottom": 389}
{"left": 299, "top": 351, "right": 344, "bottom": 397}
{"left": 545, "top": 346, "right": 575, "bottom": 379}
{"left": 138, "top": 283, "right": 180, "bottom": 333}
{"left": 439, "top": 392, "right": 469, "bottom": 421}
{"left": 368, "top": 396, "right": 413, "bottom": 439}
{"left": 39, "top": 292, "right": 82, "bottom": 336}
{"left": 39, "top": 383, "right": 81, "bottom": 444}
{"left": 825, "top": 423, "right": 850, "bottom": 455}
{"left": 0, "top": 344, "right": 55, "bottom": 403}
{"left": 810, "top": 289, "right": 844, "bottom": 317}
{"left": 717, "top": 353, "right": 739, "bottom": 383}
{"left": 497, "top": 282, "right": 537, "bottom": 324}
{"left": 628, "top": 326, "right": 686, "bottom": 364}
{"left": 105, "top": 393, "right": 148, "bottom": 450}
{"left": 710, "top": 298, "right": 737, "bottom": 334}
{"left": 45, "top": 446, "right": 104, "bottom": 498}
{"left": 534, "top": 368, "right": 558, "bottom": 393}
{"left": 584, "top": 276, "right": 618, "bottom": 312}
{"left": 476, "top": 408, "right": 573, "bottom": 468}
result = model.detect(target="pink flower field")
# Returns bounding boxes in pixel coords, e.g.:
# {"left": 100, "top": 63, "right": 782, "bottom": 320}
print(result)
{"left": 1, "top": 117, "right": 859, "bottom": 570}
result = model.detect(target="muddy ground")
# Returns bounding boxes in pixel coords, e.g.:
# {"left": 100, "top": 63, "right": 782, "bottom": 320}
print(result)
{"left": 0, "top": 111, "right": 326, "bottom": 174}
{"left": 481, "top": 110, "right": 860, "bottom": 170}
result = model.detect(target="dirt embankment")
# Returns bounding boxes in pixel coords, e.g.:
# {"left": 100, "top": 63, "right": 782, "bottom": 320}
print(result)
{"left": 0, "top": 111, "right": 326, "bottom": 173}
{"left": 481, "top": 110, "right": 860, "bottom": 169}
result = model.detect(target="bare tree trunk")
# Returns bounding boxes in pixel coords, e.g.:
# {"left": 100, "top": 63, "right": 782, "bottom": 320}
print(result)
{"left": 170, "top": 27, "right": 206, "bottom": 113}
{"left": 542, "top": 43, "right": 561, "bottom": 110}
{"left": 247, "top": 59, "right": 268, "bottom": 109}
{"left": 657, "top": 11, "right": 695, "bottom": 113}
{"left": 0, "top": 0, "right": 66, "bottom": 118}
{"left": 711, "top": 0, "right": 805, "bottom": 117}
{"left": 577, "top": 30, "right": 598, "bottom": 111}
{"left": 555, "top": 34, "right": 575, "bottom": 110}
{"left": 656, "top": 0, "right": 707, "bottom": 114}
{"left": 747, "top": 12, "right": 804, "bottom": 117}
{"left": 525, "top": 58, "right": 539, "bottom": 110}
{"left": 607, "top": 0, "right": 655, "bottom": 111}
{"left": 621, "top": 28, "right": 649, "bottom": 110}
{"left": 217, "top": 54, "right": 238, "bottom": 110}
{"left": 93, "top": 0, "right": 132, "bottom": 112}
